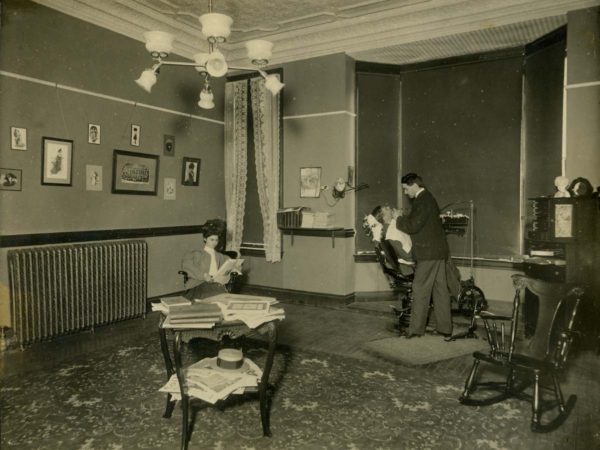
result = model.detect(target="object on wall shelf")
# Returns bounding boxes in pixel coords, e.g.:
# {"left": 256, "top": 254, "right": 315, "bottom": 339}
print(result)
{"left": 135, "top": 0, "right": 284, "bottom": 110}
{"left": 280, "top": 228, "right": 354, "bottom": 248}
{"left": 277, "top": 207, "right": 308, "bottom": 229}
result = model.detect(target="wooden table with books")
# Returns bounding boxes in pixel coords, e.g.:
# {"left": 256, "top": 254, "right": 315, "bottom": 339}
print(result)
{"left": 153, "top": 293, "right": 285, "bottom": 450}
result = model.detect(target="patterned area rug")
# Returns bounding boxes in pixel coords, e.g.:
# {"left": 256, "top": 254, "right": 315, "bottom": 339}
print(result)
{"left": 1, "top": 337, "right": 599, "bottom": 450}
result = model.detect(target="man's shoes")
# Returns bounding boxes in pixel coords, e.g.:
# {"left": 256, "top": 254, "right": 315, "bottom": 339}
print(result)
{"left": 432, "top": 330, "right": 452, "bottom": 338}
{"left": 400, "top": 332, "right": 423, "bottom": 339}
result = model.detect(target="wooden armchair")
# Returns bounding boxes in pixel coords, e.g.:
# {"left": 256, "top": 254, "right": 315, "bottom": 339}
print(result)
{"left": 459, "top": 274, "right": 584, "bottom": 432}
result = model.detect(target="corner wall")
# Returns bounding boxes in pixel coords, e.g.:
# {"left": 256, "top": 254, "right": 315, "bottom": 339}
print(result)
{"left": 242, "top": 53, "right": 357, "bottom": 296}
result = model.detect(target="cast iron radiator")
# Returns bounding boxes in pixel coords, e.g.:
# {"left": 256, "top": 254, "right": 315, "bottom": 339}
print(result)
{"left": 7, "top": 240, "right": 147, "bottom": 346}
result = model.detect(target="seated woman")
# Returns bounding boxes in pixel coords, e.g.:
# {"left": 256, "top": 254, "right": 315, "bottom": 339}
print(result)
{"left": 181, "top": 219, "right": 236, "bottom": 301}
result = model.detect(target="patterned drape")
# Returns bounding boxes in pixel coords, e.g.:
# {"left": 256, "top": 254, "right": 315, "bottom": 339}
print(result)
{"left": 250, "top": 76, "right": 282, "bottom": 262}
{"left": 224, "top": 80, "right": 248, "bottom": 253}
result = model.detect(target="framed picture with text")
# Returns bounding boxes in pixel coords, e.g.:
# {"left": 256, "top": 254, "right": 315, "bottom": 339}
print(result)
{"left": 42, "top": 137, "right": 73, "bottom": 186}
{"left": 112, "top": 149, "right": 159, "bottom": 195}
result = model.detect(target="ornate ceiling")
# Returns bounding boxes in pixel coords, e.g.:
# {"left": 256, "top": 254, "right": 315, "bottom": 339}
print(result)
{"left": 33, "top": 0, "right": 600, "bottom": 66}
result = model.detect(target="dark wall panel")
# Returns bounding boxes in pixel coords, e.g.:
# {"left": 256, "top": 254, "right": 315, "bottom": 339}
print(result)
{"left": 402, "top": 57, "right": 524, "bottom": 258}
{"left": 355, "top": 72, "right": 401, "bottom": 252}
{"left": 524, "top": 40, "right": 565, "bottom": 199}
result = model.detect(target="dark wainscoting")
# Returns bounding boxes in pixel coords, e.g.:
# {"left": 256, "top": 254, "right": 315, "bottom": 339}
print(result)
{"left": 0, "top": 225, "right": 204, "bottom": 248}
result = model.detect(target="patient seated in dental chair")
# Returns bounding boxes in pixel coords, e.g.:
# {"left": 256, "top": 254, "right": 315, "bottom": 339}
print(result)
{"left": 365, "top": 205, "right": 415, "bottom": 277}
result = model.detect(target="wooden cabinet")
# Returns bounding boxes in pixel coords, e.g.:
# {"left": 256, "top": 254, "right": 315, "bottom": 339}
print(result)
{"left": 524, "top": 197, "right": 598, "bottom": 284}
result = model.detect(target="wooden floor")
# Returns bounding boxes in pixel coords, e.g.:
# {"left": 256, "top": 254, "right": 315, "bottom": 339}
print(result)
{"left": 0, "top": 299, "right": 480, "bottom": 379}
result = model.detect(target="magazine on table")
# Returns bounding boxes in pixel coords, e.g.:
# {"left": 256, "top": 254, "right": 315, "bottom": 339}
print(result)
{"left": 159, "top": 357, "right": 262, "bottom": 404}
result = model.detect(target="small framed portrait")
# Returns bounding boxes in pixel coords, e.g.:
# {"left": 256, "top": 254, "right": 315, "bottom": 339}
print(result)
{"left": 300, "top": 167, "right": 322, "bottom": 198}
{"left": 164, "top": 177, "right": 176, "bottom": 200}
{"left": 88, "top": 123, "right": 101, "bottom": 145}
{"left": 131, "top": 124, "right": 141, "bottom": 147}
{"left": 112, "top": 149, "right": 159, "bottom": 195}
{"left": 86, "top": 164, "right": 103, "bottom": 191}
{"left": 0, "top": 168, "right": 22, "bottom": 191}
{"left": 10, "top": 127, "right": 27, "bottom": 150}
{"left": 182, "top": 157, "right": 201, "bottom": 186}
{"left": 164, "top": 135, "right": 175, "bottom": 156}
{"left": 42, "top": 137, "right": 73, "bottom": 186}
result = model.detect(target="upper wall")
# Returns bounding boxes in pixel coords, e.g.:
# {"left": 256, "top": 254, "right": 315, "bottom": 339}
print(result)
{"left": 0, "top": 1, "right": 228, "bottom": 314}
{"left": 566, "top": 7, "right": 600, "bottom": 188}
{"left": 0, "top": 0, "right": 226, "bottom": 237}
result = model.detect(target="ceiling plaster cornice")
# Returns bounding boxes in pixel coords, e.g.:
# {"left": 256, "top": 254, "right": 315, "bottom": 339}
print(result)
{"left": 32, "top": 0, "right": 600, "bottom": 67}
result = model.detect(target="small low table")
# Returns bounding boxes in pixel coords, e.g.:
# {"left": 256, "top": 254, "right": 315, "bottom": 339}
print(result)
{"left": 158, "top": 314, "right": 279, "bottom": 450}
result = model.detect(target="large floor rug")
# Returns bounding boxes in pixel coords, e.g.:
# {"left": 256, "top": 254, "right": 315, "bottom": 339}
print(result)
{"left": 1, "top": 337, "right": 599, "bottom": 450}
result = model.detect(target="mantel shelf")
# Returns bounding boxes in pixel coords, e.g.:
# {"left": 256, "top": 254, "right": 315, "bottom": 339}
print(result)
{"left": 280, "top": 228, "right": 355, "bottom": 248}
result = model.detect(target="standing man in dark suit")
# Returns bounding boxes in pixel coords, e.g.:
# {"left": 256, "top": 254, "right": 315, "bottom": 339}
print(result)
{"left": 393, "top": 173, "right": 452, "bottom": 338}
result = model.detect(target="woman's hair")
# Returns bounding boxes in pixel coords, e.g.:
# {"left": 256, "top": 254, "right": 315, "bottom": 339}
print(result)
{"left": 202, "top": 218, "right": 226, "bottom": 239}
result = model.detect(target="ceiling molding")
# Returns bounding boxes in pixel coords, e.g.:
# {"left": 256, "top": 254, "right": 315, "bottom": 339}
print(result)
{"left": 32, "top": 0, "right": 600, "bottom": 66}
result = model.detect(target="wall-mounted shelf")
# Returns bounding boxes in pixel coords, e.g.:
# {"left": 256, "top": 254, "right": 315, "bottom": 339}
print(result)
{"left": 280, "top": 228, "right": 355, "bottom": 248}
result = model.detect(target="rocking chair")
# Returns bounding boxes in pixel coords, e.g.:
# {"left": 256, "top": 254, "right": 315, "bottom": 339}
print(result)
{"left": 459, "top": 274, "right": 584, "bottom": 432}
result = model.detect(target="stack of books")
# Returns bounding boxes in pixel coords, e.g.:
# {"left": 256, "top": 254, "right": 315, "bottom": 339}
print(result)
{"left": 151, "top": 296, "right": 191, "bottom": 314}
{"left": 162, "top": 303, "right": 222, "bottom": 329}
{"left": 301, "top": 211, "right": 335, "bottom": 228}
{"left": 159, "top": 356, "right": 263, "bottom": 404}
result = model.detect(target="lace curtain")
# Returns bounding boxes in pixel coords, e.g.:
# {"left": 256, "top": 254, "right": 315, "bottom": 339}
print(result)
{"left": 224, "top": 80, "right": 248, "bottom": 253}
{"left": 250, "top": 76, "right": 282, "bottom": 262}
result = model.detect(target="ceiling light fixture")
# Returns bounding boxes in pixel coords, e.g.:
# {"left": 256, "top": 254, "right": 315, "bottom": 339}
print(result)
{"left": 135, "top": 0, "right": 284, "bottom": 109}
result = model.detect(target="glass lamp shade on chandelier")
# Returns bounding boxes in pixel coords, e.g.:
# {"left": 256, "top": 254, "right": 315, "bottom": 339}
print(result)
{"left": 135, "top": 2, "right": 284, "bottom": 110}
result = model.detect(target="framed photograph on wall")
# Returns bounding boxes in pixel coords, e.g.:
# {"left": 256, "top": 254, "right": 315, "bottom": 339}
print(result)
{"left": 131, "top": 124, "right": 141, "bottom": 147}
{"left": 300, "top": 167, "right": 321, "bottom": 198}
{"left": 182, "top": 157, "right": 201, "bottom": 186}
{"left": 88, "top": 123, "right": 101, "bottom": 144}
{"left": 0, "top": 168, "right": 22, "bottom": 191}
{"left": 164, "top": 135, "right": 175, "bottom": 156}
{"left": 42, "top": 137, "right": 73, "bottom": 186}
{"left": 112, "top": 149, "right": 159, "bottom": 195}
{"left": 86, "top": 164, "right": 103, "bottom": 191}
{"left": 10, "top": 127, "right": 27, "bottom": 150}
